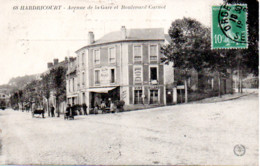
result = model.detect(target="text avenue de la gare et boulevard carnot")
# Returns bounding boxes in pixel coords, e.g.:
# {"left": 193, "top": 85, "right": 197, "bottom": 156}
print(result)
{"left": 17, "top": 5, "right": 166, "bottom": 10}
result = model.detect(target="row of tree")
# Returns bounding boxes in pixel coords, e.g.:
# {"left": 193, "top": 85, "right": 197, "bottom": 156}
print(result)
{"left": 10, "top": 66, "right": 67, "bottom": 117}
{"left": 161, "top": 14, "right": 258, "bottom": 103}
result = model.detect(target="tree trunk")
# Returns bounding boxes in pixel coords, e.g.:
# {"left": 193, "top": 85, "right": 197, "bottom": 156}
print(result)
{"left": 240, "top": 69, "right": 243, "bottom": 93}
{"left": 230, "top": 69, "right": 233, "bottom": 94}
{"left": 56, "top": 96, "right": 60, "bottom": 117}
{"left": 238, "top": 69, "right": 241, "bottom": 93}
{"left": 218, "top": 72, "right": 222, "bottom": 98}
{"left": 184, "top": 79, "right": 188, "bottom": 103}
{"left": 47, "top": 98, "right": 50, "bottom": 117}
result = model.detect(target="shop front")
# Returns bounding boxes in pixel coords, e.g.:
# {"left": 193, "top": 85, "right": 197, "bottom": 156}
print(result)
{"left": 88, "top": 86, "right": 120, "bottom": 108}
{"left": 131, "top": 85, "right": 164, "bottom": 105}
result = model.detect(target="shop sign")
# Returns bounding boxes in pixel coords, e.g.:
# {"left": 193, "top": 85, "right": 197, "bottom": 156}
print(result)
{"left": 177, "top": 85, "right": 185, "bottom": 89}
{"left": 100, "top": 67, "right": 110, "bottom": 85}
{"left": 149, "top": 85, "right": 159, "bottom": 90}
{"left": 134, "top": 86, "right": 142, "bottom": 90}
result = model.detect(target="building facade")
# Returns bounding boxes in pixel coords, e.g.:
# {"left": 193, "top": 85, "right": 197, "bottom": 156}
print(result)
{"left": 0, "top": 91, "right": 10, "bottom": 107}
{"left": 66, "top": 26, "right": 174, "bottom": 108}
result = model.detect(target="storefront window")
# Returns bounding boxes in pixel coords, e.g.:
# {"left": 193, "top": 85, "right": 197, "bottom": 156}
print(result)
{"left": 134, "top": 90, "right": 143, "bottom": 104}
{"left": 150, "top": 90, "right": 158, "bottom": 104}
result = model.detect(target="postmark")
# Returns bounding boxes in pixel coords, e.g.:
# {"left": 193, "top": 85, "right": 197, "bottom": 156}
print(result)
{"left": 233, "top": 144, "right": 246, "bottom": 156}
{"left": 212, "top": 4, "right": 248, "bottom": 49}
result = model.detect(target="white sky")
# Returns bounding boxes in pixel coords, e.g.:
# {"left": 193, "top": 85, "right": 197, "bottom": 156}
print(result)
{"left": 0, "top": 0, "right": 223, "bottom": 85}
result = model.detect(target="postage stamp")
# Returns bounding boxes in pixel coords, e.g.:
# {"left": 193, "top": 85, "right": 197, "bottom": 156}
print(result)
{"left": 212, "top": 4, "right": 248, "bottom": 49}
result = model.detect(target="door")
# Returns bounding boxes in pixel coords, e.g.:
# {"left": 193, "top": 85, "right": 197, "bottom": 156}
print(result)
{"left": 150, "top": 90, "right": 158, "bottom": 104}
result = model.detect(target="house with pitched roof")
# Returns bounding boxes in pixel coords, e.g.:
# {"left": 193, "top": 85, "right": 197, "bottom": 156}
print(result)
{"left": 67, "top": 26, "right": 175, "bottom": 109}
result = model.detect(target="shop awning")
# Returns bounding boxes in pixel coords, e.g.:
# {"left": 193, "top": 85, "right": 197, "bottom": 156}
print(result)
{"left": 88, "top": 87, "right": 117, "bottom": 93}
{"left": 67, "top": 94, "right": 78, "bottom": 98}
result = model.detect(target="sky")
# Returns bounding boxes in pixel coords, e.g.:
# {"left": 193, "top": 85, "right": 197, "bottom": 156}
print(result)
{"left": 0, "top": 0, "right": 223, "bottom": 85}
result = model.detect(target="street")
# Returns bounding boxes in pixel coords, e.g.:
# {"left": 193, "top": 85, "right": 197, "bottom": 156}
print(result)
{"left": 0, "top": 93, "right": 258, "bottom": 165}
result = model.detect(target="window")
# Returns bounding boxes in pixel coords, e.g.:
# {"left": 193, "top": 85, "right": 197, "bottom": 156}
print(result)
{"left": 133, "top": 45, "right": 142, "bottom": 62}
{"left": 150, "top": 90, "right": 158, "bottom": 104}
{"left": 94, "top": 49, "right": 100, "bottom": 64}
{"left": 134, "top": 66, "right": 142, "bottom": 83}
{"left": 150, "top": 45, "right": 158, "bottom": 61}
{"left": 82, "top": 72, "right": 85, "bottom": 85}
{"left": 134, "top": 90, "right": 143, "bottom": 104}
{"left": 109, "top": 47, "right": 116, "bottom": 63}
{"left": 110, "top": 69, "right": 115, "bottom": 83}
{"left": 95, "top": 70, "right": 100, "bottom": 84}
{"left": 69, "top": 79, "right": 72, "bottom": 92}
{"left": 150, "top": 67, "right": 157, "bottom": 81}
{"left": 82, "top": 53, "right": 85, "bottom": 65}
{"left": 77, "top": 75, "right": 80, "bottom": 87}
{"left": 72, "top": 78, "right": 75, "bottom": 91}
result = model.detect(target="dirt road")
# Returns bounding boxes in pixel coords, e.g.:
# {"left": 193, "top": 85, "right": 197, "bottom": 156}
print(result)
{"left": 0, "top": 93, "right": 258, "bottom": 165}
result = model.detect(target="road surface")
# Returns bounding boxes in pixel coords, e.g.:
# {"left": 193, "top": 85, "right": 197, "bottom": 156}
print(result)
{"left": 0, "top": 93, "right": 258, "bottom": 165}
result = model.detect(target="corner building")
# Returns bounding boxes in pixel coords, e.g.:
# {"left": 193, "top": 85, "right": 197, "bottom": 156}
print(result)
{"left": 70, "top": 26, "right": 174, "bottom": 108}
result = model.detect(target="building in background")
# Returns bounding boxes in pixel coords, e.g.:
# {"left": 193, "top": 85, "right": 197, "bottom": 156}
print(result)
{"left": 67, "top": 26, "right": 175, "bottom": 108}
{"left": 0, "top": 90, "right": 11, "bottom": 108}
{"left": 44, "top": 57, "right": 69, "bottom": 113}
{"left": 66, "top": 57, "right": 78, "bottom": 105}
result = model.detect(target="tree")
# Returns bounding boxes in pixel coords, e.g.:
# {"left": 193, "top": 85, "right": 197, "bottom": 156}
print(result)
{"left": 41, "top": 73, "right": 51, "bottom": 116}
{"left": 226, "top": 0, "right": 259, "bottom": 76}
{"left": 161, "top": 17, "right": 211, "bottom": 103}
{"left": 50, "top": 66, "right": 67, "bottom": 117}
{"left": 224, "top": 0, "right": 259, "bottom": 93}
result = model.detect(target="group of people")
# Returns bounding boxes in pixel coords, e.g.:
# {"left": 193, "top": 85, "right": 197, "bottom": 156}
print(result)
{"left": 21, "top": 100, "right": 118, "bottom": 117}
{"left": 94, "top": 100, "right": 117, "bottom": 114}
{"left": 65, "top": 103, "right": 88, "bottom": 116}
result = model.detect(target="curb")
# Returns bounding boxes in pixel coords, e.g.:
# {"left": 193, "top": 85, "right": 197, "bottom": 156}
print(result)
{"left": 194, "top": 92, "right": 256, "bottom": 104}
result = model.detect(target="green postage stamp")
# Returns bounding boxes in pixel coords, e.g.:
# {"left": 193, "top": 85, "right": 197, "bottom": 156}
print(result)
{"left": 212, "top": 4, "right": 248, "bottom": 49}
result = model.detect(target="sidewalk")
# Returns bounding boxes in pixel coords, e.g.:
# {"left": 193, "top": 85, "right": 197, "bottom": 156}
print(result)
{"left": 192, "top": 91, "right": 257, "bottom": 104}
{"left": 124, "top": 91, "right": 258, "bottom": 112}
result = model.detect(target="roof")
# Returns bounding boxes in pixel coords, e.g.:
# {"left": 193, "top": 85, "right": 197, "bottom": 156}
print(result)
{"left": 76, "top": 28, "right": 166, "bottom": 52}
{"left": 164, "top": 34, "right": 171, "bottom": 43}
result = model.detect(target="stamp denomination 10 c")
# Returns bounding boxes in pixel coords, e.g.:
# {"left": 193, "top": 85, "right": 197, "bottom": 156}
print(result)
{"left": 212, "top": 4, "right": 248, "bottom": 49}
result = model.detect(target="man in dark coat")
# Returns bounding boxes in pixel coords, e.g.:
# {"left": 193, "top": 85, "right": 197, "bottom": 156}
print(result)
{"left": 82, "top": 103, "right": 88, "bottom": 115}
{"left": 51, "top": 104, "right": 55, "bottom": 117}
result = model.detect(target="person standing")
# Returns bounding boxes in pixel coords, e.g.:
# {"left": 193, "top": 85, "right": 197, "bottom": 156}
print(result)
{"left": 82, "top": 103, "right": 88, "bottom": 115}
{"left": 51, "top": 104, "right": 55, "bottom": 117}
{"left": 100, "top": 101, "right": 106, "bottom": 114}
{"left": 110, "top": 101, "right": 116, "bottom": 113}
{"left": 31, "top": 102, "right": 36, "bottom": 111}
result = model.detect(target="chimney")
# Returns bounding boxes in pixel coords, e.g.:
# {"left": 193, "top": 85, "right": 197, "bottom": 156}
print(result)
{"left": 69, "top": 56, "right": 74, "bottom": 62}
{"left": 65, "top": 57, "right": 68, "bottom": 62}
{"left": 121, "top": 26, "right": 127, "bottom": 39}
{"left": 88, "top": 31, "right": 95, "bottom": 45}
{"left": 47, "top": 62, "right": 53, "bottom": 69}
{"left": 53, "top": 58, "right": 59, "bottom": 65}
